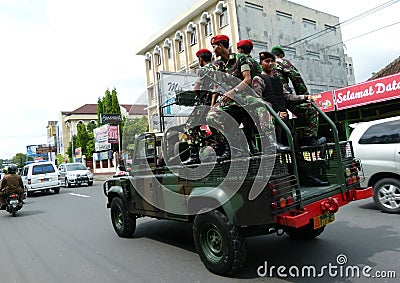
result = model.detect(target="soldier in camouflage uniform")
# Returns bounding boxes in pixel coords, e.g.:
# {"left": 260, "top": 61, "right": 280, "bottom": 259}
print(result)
{"left": 207, "top": 36, "right": 261, "bottom": 161}
{"left": 182, "top": 48, "right": 218, "bottom": 165}
{"left": 271, "top": 46, "right": 325, "bottom": 146}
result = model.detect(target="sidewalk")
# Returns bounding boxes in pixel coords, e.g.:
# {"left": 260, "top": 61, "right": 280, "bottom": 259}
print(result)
{"left": 93, "top": 173, "right": 114, "bottom": 182}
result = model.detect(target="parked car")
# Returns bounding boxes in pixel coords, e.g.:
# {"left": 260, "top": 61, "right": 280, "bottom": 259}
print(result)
{"left": 58, "top": 163, "right": 93, "bottom": 187}
{"left": 21, "top": 161, "right": 61, "bottom": 196}
{"left": 349, "top": 116, "right": 400, "bottom": 213}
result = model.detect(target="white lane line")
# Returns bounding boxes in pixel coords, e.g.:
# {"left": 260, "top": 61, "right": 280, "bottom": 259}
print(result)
{"left": 69, "top": 193, "right": 90, "bottom": 198}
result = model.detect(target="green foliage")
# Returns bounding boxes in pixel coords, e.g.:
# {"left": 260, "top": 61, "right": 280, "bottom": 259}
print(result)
{"left": 11, "top": 153, "right": 27, "bottom": 168}
{"left": 121, "top": 116, "right": 148, "bottom": 150}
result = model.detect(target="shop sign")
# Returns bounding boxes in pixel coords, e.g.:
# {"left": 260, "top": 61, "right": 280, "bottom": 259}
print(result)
{"left": 313, "top": 91, "right": 335, "bottom": 112}
{"left": 335, "top": 72, "right": 400, "bottom": 110}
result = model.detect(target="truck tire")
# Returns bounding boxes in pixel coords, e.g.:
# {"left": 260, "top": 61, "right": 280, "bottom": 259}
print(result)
{"left": 110, "top": 197, "right": 136, "bottom": 238}
{"left": 193, "top": 210, "right": 245, "bottom": 276}
{"left": 54, "top": 187, "right": 60, "bottom": 194}
{"left": 285, "top": 221, "right": 325, "bottom": 240}
{"left": 373, "top": 178, "right": 400, "bottom": 213}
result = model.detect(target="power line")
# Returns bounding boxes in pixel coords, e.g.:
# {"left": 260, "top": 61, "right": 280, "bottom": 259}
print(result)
{"left": 292, "top": 21, "right": 400, "bottom": 59}
{"left": 287, "top": 0, "right": 400, "bottom": 48}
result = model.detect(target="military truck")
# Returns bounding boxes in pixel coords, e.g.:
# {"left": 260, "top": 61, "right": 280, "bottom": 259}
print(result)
{"left": 103, "top": 89, "right": 373, "bottom": 276}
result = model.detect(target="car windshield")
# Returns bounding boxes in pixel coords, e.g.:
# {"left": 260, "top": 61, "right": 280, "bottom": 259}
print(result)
{"left": 66, "top": 164, "right": 87, "bottom": 171}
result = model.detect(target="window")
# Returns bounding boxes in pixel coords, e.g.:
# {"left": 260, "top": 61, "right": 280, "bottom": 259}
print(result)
{"left": 328, "top": 55, "right": 340, "bottom": 64}
{"left": 276, "top": 10, "right": 292, "bottom": 20}
{"left": 178, "top": 40, "right": 184, "bottom": 52}
{"left": 219, "top": 7, "right": 229, "bottom": 27}
{"left": 245, "top": 1, "right": 263, "bottom": 11}
{"left": 190, "top": 28, "right": 198, "bottom": 45}
{"left": 359, "top": 120, "right": 400, "bottom": 144}
{"left": 325, "top": 24, "right": 336, "bottom": 33}
{"left": 167, "top": 48, "right": 171, "bottom": 59}
{"left": 157, "top": 54, "right": 161, "bottom": 65}
{"left": 32, "top": 164, "right": 55, "bottom": 175}
{"left": 205, "top": 18, "right": 212, "bottom": 36}
{"left": 306, "top": 50, "right": 320, "bottom": 60}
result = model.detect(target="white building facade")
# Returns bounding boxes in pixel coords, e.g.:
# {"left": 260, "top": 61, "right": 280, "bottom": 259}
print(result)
{"left": 137, "top": 0, "right": 355, "bottom": 131}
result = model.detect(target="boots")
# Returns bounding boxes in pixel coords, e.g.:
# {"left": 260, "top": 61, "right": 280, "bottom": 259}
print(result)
{"left": 181, "top": 146, "right": 200, "bottom": 165}
{"left": 216, "top": 142, "right": 231, "bottom": 163}
{"left": 248, "top": 140, "right": 260, "bottom": 156}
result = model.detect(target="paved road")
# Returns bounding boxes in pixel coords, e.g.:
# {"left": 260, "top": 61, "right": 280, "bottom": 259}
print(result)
{"left": 0, "top": 182, "right": 398, "bottom": 283}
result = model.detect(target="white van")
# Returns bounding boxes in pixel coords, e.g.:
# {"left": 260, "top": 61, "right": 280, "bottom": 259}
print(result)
{"left": 349, "top": 116, "right": 400, "bottom": 213}
{"left": 21, "top": 161, "right": 61, "bottom": 196}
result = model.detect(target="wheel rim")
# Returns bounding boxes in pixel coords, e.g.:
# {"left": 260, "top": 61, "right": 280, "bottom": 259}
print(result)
{"left": 377, "top": 183, "right": 400, "bottom": 210}
{"left": 200, "top": 223, "right": 224, "bottom": 263}
{"left": 113, "top": 207, "right": 124, "bottom": 230}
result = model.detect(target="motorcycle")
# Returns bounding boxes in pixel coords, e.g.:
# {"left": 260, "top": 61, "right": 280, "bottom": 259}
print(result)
{"left": 3, "top": 193, "right": 23, "bottom": 217}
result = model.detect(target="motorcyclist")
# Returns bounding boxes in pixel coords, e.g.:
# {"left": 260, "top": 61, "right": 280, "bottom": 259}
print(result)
{"left": 0, "top": 164, "right": 25, "bottom": 208}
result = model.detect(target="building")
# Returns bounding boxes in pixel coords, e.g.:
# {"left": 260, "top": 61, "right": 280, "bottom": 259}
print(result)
{"left": 57, "top": 104, "right": 147, "bottom": 160}
{"left": 136, "top": 0, "right": 355, "bottom": 131}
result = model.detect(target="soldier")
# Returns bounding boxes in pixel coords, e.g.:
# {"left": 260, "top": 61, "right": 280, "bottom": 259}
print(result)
{"left": 182, "top": 48, "right": 217, "bottom": 165}
{"left": 252, "top": 51, "right": 290, "bottom": 152}
{"left": 207, "top": 35, "right": 261, "bottom": 161}
{"left": 253, "top": 52, "right": 328, "bottom": 186}
{"left": 271, "top": 45, "right": 326, "bottom": 146}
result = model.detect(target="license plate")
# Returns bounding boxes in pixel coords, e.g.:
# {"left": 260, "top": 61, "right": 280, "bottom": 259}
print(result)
{"left": 314, "top": 213, "right": 335, "bottom": 229}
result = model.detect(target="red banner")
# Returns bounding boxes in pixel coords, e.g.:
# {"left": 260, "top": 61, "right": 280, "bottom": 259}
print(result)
{"left": 108, "top": 126, "right": 119, "bottom": 144}
{"left": 313, "top": 91, "right": 335, "bottom": 112}
{"left": 334, "top": 73, "right": 400, "bottom": 110}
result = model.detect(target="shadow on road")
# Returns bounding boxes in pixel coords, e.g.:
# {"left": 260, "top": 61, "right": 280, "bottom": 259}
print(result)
{"left": 131, "top": 218, "right": 399, "bottom": 281}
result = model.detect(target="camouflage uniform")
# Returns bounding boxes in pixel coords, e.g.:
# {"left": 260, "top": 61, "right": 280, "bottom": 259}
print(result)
{"left": 185, "top": 63, "right": 218, "bottom": 147}
{"left": 207, "top": 53, "right": 261, "bottom": 141}
{"left": 274, "top": 57, "right": 319, "bottom": 138}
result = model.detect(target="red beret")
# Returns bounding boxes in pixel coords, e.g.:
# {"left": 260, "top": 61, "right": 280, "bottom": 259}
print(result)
{"left": 237, "top": 39, "right": 253, "bottom": 49}
{"left": 210, "top": 34, "right": 229, "bottom": 45}
{"left": 196, "top": 48, "right": 212, "bottom": 58}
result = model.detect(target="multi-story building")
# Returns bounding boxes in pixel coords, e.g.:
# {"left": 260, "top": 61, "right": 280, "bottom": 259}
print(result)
{"left": 137, "top": 0, "right": 355, "bottom": 131}
{"left": 57, "top": 104, "right": 147, "bottom": 161}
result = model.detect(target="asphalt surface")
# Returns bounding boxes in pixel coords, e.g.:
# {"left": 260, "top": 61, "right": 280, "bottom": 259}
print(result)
{"left": 0, "top": 182, "right": 398, "bottom": 283}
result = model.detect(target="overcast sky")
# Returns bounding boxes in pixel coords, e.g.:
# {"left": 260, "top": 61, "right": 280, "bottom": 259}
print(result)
{"left": 0, "top": 0, "right": 399, "bottom": 159}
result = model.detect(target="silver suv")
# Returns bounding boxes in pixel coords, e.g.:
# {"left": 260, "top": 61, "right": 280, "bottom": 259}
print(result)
{"left": 349, "top": 116, "right": 400, "bottom": 213}
{"left": 58, "top": 163, "right": 93, "bottom": 187}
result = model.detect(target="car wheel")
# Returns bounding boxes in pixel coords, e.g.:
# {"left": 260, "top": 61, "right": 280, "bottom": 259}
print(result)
{"left": 110, "top": 197, "right": 136, "bottom": 238}
{"left": 373, "top": 178, "right": 400, "bottom": 213}
{"left": 54, "top": 187, "right": 60, "bottom": 194}
{"left": 193, "top": 210, "right": 245, "bottom": 276}
{"left": 285, "top": 220, "right": 325, "bottom": 240}
{"left": 66, "top": 178, "right": 71, "bottom": 188}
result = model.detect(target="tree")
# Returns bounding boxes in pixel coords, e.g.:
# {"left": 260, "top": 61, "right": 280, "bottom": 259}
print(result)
{"left": 121, "top": 116, "right": 148, "bottom": 150}
{"left": 97, "top": 87, "right": 124, "bottom": 152}
{"left": 12, "top": 153, "right": 27, "bottom": 168}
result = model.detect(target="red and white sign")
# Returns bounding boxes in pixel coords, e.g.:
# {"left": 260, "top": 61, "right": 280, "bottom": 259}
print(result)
{"left": 108, "top": 126, "right": 119, "bottom": 144}
{"left": 313, "top": 91, "right": 335, "bottom": 112}
{"left": 334, "top": 72, "right": 400, "bottom": 110}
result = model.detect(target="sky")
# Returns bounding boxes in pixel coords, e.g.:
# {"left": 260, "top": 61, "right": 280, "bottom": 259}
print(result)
{"left": 0, "top": 0, "right": 399, "bottom": 159}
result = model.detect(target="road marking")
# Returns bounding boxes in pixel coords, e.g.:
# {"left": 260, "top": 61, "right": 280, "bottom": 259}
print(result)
{"left": 69, "top": 193, "right": 90, "bottom": 198}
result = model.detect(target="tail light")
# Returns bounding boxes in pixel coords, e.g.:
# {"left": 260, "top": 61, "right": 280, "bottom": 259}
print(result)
{"left": 58, "top": 175, "right": 61, "bottom": 180}
{"left": 10, "top": 194, "right": 18, "bottom": 198}
{"left": 28, "top": 179, "right": 31, "bottom": 185}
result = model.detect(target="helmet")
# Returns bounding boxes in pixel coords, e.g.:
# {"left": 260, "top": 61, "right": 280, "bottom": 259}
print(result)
{"left": 8, "top": 164, "right": 17, "bottom": 174}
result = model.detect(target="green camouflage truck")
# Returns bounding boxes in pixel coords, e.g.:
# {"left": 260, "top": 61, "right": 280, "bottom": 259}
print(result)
{"left": 103, "top": 96, "right": 373, "bottom": 276}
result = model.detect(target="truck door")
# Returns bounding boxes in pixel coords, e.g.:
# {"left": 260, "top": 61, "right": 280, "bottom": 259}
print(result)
{"left": 132, "top": 134, "right": 160, "bottom": 212}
